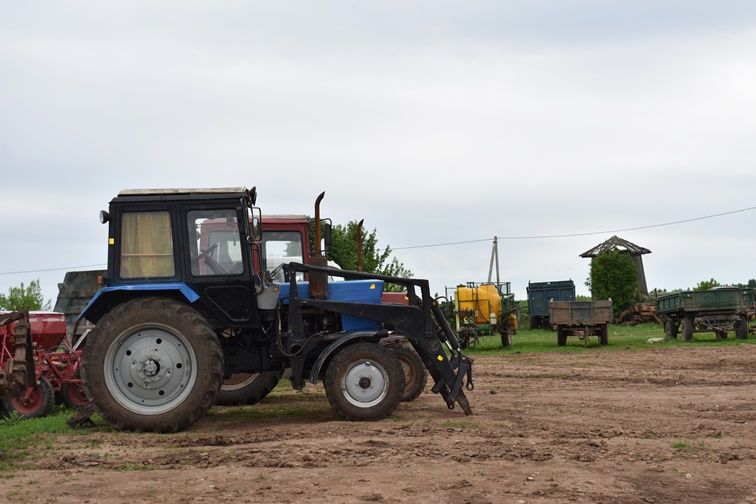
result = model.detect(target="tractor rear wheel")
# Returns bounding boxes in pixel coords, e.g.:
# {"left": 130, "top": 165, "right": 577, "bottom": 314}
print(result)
{"left": 81, "top": 297, "right": 223, "bottom": 432}
{"left": 217, "top": 370, "right": 283, "bottom": 405}
{"left": 2, "top": 377, "right": 55, "bottom": 419}
{"left": 324, "top": 342, "right": 404, "bottom": 421}
{"left": 389, "top": 346, "right": 427, "bottom": 402}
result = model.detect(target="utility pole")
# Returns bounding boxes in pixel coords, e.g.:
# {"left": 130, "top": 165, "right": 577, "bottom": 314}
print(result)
{"left": 487, "top": 236, "right": 500, "bottom": 284}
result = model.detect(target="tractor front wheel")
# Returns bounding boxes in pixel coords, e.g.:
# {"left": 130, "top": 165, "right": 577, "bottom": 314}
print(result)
{"left": 389, "top": 346, "right": 427, "bottom": 402}
{"left": 81, "top": 297, "right": 223, "bottom": 432}
{"left": 324, "top": 342, "right": 404, "bottom": 421}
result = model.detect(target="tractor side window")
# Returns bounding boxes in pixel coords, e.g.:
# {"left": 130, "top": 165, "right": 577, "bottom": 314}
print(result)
{"left": 262, "top": 231, "right": 303, "bottom": 282}
{"left": 188, "top": 209, "right": 244, "bottom": 276}
{"left": 120, "top": 211, "right": 175, "bottom": 279}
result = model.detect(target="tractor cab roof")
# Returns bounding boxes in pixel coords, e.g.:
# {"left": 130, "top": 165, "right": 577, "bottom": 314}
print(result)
{"left": 112, "top": 187, "right": 256, "bottom": 204}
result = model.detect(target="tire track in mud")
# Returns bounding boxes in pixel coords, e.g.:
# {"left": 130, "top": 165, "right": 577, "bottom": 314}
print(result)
{"left": 9, "top": 345, "right": 756, "bottom": 504}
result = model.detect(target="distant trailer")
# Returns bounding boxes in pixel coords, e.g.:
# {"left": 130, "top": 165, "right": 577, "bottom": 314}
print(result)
{"left": 656, "top": 288, "right": 754, "bottom": 341}
{"left": 549, "top": 300, "right": 613, "bottom": 346}
{"left": 527, "top": 280, "right": 575, "bottom": 329}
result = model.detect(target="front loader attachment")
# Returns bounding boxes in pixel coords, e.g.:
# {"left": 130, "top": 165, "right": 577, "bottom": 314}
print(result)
{"left": 0, "top": 311, "right": 35, "bottom": 397}
{"left": 283, "top": 263, "right": 474, "bottom": 415}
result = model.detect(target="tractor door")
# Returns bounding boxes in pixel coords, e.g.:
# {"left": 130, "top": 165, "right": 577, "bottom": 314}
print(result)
{"left": 183, "top": 204, "right": 258, "bottom": 328}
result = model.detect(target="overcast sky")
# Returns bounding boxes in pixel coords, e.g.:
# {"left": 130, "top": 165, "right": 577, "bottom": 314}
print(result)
{"left": 1, "top": 1, "right": 755, "bottom": 305}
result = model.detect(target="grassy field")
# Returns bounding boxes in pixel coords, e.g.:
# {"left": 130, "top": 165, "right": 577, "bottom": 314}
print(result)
{"left": 0, "top": 407, "right": 108, "bottom": 471}
{"left": 466, "top": 322, "right": 756, "bottom": 354}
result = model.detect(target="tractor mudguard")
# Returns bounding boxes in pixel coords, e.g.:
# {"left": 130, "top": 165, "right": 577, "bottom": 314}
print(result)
{"left": 78, "top": 283, "right": 200, "bottom": 324}
{"left": 307, "top": 331, "right": 381, "bottom": 384}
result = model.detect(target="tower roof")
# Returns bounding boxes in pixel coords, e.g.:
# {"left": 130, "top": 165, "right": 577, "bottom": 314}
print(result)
{"left": 579, "top": 235, "right": 651, "bottom": 258}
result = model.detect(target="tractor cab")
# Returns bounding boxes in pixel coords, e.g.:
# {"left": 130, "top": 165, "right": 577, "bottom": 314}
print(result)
{"left": 89, "top": 187, "right": 264, "bottom": 329}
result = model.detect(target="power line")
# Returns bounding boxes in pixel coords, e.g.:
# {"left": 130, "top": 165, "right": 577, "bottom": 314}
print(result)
{"left": 2, "top": 205, "right": 754, "bottom": 274}
{"left": 392, "top": 205, "right": 756, "bottom": 250}
{"left": 0, "top": 264, "right": 106, "bottom": 276}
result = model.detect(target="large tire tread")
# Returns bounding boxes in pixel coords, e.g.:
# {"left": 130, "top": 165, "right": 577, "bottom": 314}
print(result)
{"left": 81, "top": 297, "right": 223, "bottom": 433}
{"left": 324, "top": 342, "right": 404, "bottom": 421}
{"left": 389, "top": 346, "right": 427, "bottom": 403}
{"left": 217, "top": 370, "right": 283, "bottom": 406}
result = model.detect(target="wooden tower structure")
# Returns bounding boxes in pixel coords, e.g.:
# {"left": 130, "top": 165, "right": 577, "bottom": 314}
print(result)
{"left": 580, "top": 236, "right": 651, "bottom": 295}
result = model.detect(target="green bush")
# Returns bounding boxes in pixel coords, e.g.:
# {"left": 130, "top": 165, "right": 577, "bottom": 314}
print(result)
{"left": 586, "top": 250, "right": 638, "bottom": 318}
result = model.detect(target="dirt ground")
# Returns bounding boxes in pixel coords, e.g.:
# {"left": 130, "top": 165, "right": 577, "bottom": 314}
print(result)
{"left": 4, "top": 345, "right": 756, "bottom": 504}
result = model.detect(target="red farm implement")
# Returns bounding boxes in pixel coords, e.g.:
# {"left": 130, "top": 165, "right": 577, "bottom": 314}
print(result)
{"left": 1, "top": 311, "right": 88, "bottom": 418}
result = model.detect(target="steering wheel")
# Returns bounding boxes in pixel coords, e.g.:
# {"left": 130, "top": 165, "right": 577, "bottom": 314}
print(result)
{"left": 199, "top": 243, "right": 228, "bottom": 275}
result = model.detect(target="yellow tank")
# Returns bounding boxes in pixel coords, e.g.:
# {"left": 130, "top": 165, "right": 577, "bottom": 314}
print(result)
{"left": 455, "top": 284, "right": 502, "bottom": 325}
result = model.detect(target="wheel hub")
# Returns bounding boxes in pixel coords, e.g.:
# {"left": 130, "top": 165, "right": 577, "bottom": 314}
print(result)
{"left": 342, "top": 360, "right": 389, "bottom": 408}
{"left": 104, "top": 326, "right": 197, "bottom": 415}
{"left": 142, "top": 359, "right": 160, "bottom": 377}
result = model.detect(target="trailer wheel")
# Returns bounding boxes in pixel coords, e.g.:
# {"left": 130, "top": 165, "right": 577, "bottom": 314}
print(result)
{"left": 557, "top": 327, "right": 567, "bottom": 346}
{"left": 599, "top": 324, "right": 609, "bottom": 345}
{"left": 60, "top": 382, "right": 90, "bottom": 409}
{"left": 664, "top": 318, "right": 678, "bottom": 340}
{"left": 681, "top": 316, "right": 694, "bottom": 342}
{"left": 500, "top": 330, "right": 513, "bottom": 348}
{"left": 2, "top": 377, "right": 55, "bottom": 419}
{"left": 735, "top": 316, "right": 748, "bottom": 340}
{"left": 324, "top": 342, "right": 404, "bottom": 421}
{"left": 216, "top": 370, "right": 283, "bottom": 405}
{"left": 82, "top": 297, "right": 223, "bottom": 432}
{"left": 389, "top": 346, "right": 427, "bottom": 402}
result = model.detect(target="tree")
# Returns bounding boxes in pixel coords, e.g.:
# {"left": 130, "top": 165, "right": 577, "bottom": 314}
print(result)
{"left": 0, "top": 279, "right": 51, "bottom": 311}
{"left": 329, "top": 221, "right": 413, "bottom": 292}
{"left": 586, "top": 250, "right": 638, "bottom": 319}
{"left": 693, "top": 278, "right": 720, "bottom": 291}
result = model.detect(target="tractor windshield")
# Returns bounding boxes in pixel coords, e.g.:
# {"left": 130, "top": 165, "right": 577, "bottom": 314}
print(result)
{"left": 188, "top": 209, "right": 244, "bottom": 276}
{"left": 262, "top": 231, "right": 303, "bottom": 282}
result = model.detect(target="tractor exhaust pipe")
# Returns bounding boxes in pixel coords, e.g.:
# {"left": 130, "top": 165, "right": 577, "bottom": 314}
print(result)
{"left": 308, "top": 191, "right": 328, "bottom": 299}
{"left": 356, "top": 219, "right": 364, "bottom": 272}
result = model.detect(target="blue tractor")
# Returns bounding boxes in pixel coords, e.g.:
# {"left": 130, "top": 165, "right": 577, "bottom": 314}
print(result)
{"left": 79, "top": 188, "right": 473, "bottom": 432}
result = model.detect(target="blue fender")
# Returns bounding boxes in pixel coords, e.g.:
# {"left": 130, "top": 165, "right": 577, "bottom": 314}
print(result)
{"left": 78, "top": 283, "right": 200, "bottom": 323}
{"left": 308, "top": 331, "right": 381, "bottom": 384}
